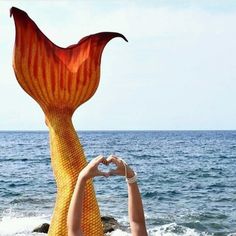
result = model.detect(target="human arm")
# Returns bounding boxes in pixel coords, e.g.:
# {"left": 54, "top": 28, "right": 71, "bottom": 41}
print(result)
{"left": 107, "top": 155, "right": 148, "bottom": 236}
{"left": 67, "top": 155, "right": 108, "bottom": 236}
{"left": 127, "top": 179, "right": 148, "bottom": 236}
{"left": 67, "top": 177, "right": 85, "bottom": 236}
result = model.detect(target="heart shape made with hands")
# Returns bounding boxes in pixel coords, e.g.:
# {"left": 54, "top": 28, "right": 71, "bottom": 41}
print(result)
{"left": 98, "top": 161, "right": 118, "bottom": 175}
{"left": 90, "top": 155, "right": 126, "bottom": 178}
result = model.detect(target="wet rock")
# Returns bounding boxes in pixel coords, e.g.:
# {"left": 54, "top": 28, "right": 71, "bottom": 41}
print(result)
{"left": 32, "top": 223, "right": 50, "bottom": 233}
{"left": 32, "top": 216, "right": 122, "bottom": 234}
{"left": 101, "top": 216, "right": 121, "bottom": 233}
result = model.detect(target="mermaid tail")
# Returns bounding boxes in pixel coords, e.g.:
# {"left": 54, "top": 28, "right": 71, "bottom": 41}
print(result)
{"left": 11, "top": 7, "right": 127, "bottom": 236}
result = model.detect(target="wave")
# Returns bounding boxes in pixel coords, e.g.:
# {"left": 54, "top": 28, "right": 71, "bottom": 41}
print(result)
{"left": 0, "top": 215, "right": 49, "bottom": 236}
{"left": 1, "top": 215, "right": 235, "bottom": 236}
{"left": 0, "top": 215, "right": 215, "bottom": 236}
{"left": 108, "top": 223, "right": 213, "bottom": 236}
{"left": 147, "top": 223, "right": 213, "bottom": 236}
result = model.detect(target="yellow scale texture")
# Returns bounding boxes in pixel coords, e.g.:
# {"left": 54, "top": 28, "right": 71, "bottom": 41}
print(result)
{"left": 10, "top": 7, "right": 127, "bottom": 236}
{"left": 46, "top": 111, "right": 103, "bottom": 235}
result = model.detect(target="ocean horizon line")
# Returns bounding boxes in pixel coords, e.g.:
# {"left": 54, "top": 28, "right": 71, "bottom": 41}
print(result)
{"left": 0, "top": 129, "right": 235, "bottom": 132}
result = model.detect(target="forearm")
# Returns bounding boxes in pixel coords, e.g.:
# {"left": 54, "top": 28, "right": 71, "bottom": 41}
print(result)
{"left": 128, "top": 182, "right": 146, "bottom": 224}
{"left": 67, "top": 176, "right": 86, "bottom": 234}
{"left": 127, "top": 172, "right": 147, "bottom": 236}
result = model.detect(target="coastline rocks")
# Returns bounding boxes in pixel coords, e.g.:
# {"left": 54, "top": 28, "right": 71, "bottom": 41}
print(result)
{"left": 32, "top": 223, "right": 49, "bottom": 233}
{"left": 101, "top": 216, "right": 121, "bottom": 233}
{"left": 32, "top": 216, "right": 122, "bottom": 234}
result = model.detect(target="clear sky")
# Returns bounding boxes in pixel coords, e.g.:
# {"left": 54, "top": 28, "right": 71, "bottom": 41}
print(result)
{"left": 0, "top": 0, "right": 236, "bottom": 130}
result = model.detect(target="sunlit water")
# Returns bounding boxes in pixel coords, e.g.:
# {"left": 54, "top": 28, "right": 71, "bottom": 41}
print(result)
{"left": 0, "top": 131, "right": 236, "bottom": 236}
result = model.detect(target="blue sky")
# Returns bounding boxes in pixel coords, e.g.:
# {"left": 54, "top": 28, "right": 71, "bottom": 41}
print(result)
{"left": 0, "top": 0, "right": 236, "bottom": 130}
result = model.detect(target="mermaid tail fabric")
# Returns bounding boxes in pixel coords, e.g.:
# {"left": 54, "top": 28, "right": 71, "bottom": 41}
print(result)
{"left": 11, "top": 7, "right": 127, "bottom": 236}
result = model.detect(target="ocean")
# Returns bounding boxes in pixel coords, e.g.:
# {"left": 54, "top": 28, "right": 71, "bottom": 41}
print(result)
{"left": 0, "top": 131, "right": 235, "bottom": 236}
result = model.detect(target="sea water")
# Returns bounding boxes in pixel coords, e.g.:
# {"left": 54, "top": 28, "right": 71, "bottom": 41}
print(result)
{"left": 0, "top": 131, "right": 235, "bottom": 236}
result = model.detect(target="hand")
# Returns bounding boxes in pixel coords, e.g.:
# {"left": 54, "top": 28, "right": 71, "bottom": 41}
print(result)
{"left": 79, "top": 155, "right": 109, "bottom": 181}
{"left": 107, "top": 155, "right": 135, "bottom": 178}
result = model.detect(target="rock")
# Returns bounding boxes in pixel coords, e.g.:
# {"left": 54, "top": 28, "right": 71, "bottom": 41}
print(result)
{"left": 32, "top": 216, "right": 122, "bottom": 234}
{"left": 32, "top": 223, "right": 50, "bottom": 233}
{"left": 101, "top": 216, "right": 121, "bottom": 233}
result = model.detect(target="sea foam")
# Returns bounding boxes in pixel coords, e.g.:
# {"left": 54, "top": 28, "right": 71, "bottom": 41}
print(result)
{"left": 0, "top": 216, "right": 234, "bottom": 236}
{"left": 0, "top": 215, "right": 49, "bottom": 236}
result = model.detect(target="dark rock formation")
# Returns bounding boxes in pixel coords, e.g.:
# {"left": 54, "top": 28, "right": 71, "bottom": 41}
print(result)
{"left": 32, "top": 216, "right": 123, "bottom": 234}
{"left": 32, "top": 223, "right": 50, "bottom": 233}
{"left": 101, "top": 216, "right": 120, "bottom": 233}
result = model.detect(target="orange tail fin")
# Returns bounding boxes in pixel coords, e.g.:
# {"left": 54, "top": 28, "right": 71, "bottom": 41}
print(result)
{"left": 11, "top": 7, "right": 127, "bottom": 116}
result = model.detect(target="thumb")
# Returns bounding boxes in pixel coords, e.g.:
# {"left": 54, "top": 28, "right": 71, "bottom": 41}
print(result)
{"left": 97, "top": 170, "right": 109, "bottom": 178}
{"left": 108, "top": 169, "right": 120, "bottom": 176}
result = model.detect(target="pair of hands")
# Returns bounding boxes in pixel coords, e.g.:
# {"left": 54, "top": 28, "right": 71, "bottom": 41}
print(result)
{"left": 79, "top": 155, "right": 135, "bottom": 181}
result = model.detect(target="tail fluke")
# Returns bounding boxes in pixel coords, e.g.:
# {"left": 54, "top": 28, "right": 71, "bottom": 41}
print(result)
{"left": 10, "top": 7, "right": 127, "bottom": 115}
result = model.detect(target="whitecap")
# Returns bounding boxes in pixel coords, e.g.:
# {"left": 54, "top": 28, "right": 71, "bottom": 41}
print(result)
{"left": 106, "top": 223, "right": 213, "bottom": 236}
{"left": 0, "top": 215, "right": 49, "bottom": 236}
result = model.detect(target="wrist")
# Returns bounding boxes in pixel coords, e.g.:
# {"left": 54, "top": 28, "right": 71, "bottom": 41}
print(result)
{"left": 126, "top": 172, "right": 137, "bottom": 184}
{"left": 78, "top": 172, "right": 89, "bottom": 182}
{"left": 127, "top": 168, "right": 135, "bottom": 178}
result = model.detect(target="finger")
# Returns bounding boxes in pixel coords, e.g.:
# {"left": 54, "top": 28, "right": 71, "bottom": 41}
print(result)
{"left": 115, "top": 156, "right": 127, "bottom": 167}
{"left": 95, "top": 156, "right": 107, "bottom": 165}
{"left": 102, "top": 159, "right": 108, "bottom": 165}
{"left": 108, "top": 168, "right": 120, "bottom": 176}
{"left": 94, "top": 155, "right": 103, "bottom": 161}
{"left": 107, "top": 155, "right": 119, "bottom": 165}
{"left": 90, "top": 155, "right": 102, "bottom": 164}
{"left": 119, "top": 158, "right": 128, "bottom": 165}
{"left": 103, "top": 172, "right": 110, "bottom": 178}
{"left": 108, "top": 155, "right": 125, "bottom": 164}
{"left": 97, "top": 170, "right": 109, "bottom": 178}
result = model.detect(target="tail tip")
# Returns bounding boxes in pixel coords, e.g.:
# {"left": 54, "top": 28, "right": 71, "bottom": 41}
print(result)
{"left": 120, "top": 34, "right": 128, "bottom": 43}
{"left": 10, "top": 6, "right": 28, "bottom": 18}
